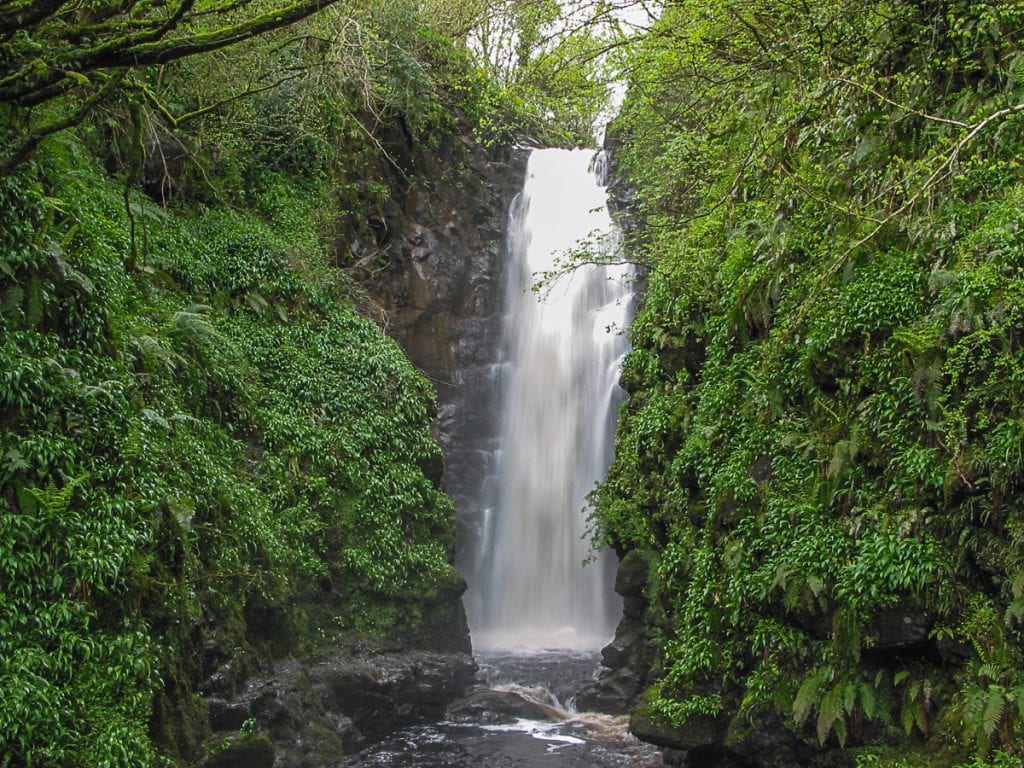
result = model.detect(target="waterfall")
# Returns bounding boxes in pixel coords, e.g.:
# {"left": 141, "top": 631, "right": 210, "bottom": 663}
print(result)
{"left": 467, "top": 148, "right": 631, "bottom": 651}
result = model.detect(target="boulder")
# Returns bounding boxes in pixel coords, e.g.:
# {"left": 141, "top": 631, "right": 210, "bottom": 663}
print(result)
{"left": 447, "top": 688, "right": 553, "bottom": 724}
{"left": 630, "top": 708, "right": 726, "bottom": 751}
{"left": 199, "top": 733, "right": 274, "bottom": 768}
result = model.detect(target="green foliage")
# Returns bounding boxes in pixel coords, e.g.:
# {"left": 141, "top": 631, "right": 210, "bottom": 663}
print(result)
{"left": 593, "top": 0, "right": 1024, "bottom": 761}
{"left": 450, "top": 0, "right": 617, "bottom": 145}
{"left": 1, "top": 124, "right": 456, "bottom": 765}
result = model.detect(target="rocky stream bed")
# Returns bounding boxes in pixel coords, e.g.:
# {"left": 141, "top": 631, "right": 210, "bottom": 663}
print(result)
{"left": 198, "top": 649, "right": 661, "bottom": 768}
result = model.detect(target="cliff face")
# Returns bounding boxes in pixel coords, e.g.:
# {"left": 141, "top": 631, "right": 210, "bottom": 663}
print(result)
{"left": 358, "top": 134, "right": 529, "bottom": 581}
{"left": 590, "top": 5, "right": 1024, "bottom": 764}
{"left": 187, "top": 132, "right": 531, "bottom": 768}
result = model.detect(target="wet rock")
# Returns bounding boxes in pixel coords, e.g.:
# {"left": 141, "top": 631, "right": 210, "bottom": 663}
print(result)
{"left": 602, "top": 630, "right": 637, "bottom": 669}
{"left": 447, "top": 688, "right": 553, "bottom": 724}
{"left": 662, "top": 747, "right": 746, "bottom": 768}
{"left": 614, "top": 551, "right": 649, "bottom": 597}
{"left": 722, "top": 708, "right": 820, "bottom": 768}
{"left": 864, "top": 603, "right": 930, "bottom": 653}
{"left": 359, "top": 136, "right": 529, "bottom": 595}
{"left": 199, "top": 733, "right": 274, "bottom": 768}
{"left": 206, "top": 650, "right": 475, "bottom": 767}
{"left": 589, "top": 550, "right": 659, "bottom": 717}
{"left": 574, "top": 668, "right": 637, "bottom": 715}
{"left": 206, "top": 697, "right": 250, "bottom": 732}
{"left": 630, "top": 709, "right": 726, "bottom": 752}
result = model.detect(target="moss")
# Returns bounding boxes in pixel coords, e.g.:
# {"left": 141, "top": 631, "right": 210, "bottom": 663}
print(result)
{"left": 199, "top": 733, "right": 274, "bottom": 768}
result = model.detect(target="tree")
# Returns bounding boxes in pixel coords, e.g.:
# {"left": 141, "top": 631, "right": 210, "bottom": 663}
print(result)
{"left": 0, "top": 0, "right": 340, "bottom": 170}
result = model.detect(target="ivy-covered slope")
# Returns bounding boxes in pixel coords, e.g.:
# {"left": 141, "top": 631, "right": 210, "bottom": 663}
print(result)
{"left": 0, "top": 138, "right": 466, "bottom": 764}
{"left": 0, "top": 0, "right": 572, "bottom": 760}
{"left": 594, "top": 1, "right": 1024, "bottom": 765}
{"left": 0, "top": 22, "right": 519, "bottom": 765}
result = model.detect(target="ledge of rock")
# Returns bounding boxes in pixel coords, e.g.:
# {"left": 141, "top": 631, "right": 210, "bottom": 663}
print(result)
{"left": 200, "top": 650, "right": 476, "bottom": 767}
{"left": 446, "top": 687, "right": 554, "bottom": 724}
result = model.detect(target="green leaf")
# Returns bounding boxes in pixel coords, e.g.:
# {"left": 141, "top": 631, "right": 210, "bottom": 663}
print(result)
{"left": 817, "top": 683, "right": 846, "bottom": 744}
{"left": 793, "top": 670, "right": 825, "bottom": 725}
{"left": 983, "top": 686, "right": 1006, "bottom": 737}
{"left": 859, "top": 681, "right": 877, "bottom": 720}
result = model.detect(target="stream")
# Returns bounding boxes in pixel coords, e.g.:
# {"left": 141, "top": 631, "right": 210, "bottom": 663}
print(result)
{"left": 339, "top": 652, "right": 662, "bottom": 768}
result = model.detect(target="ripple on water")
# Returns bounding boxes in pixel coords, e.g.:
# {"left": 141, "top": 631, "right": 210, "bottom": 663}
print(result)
{"left": 338, "top": 652, "right": 663, "bottom": 768}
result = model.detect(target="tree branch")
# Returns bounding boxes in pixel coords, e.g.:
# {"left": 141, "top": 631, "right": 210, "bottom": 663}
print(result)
{"left": 0, "top": 71, "right": 129, "bottom": 173}
{"left": 0, "top": 0, "right": 338, "bottom": 104}
{"left": 785, "top": 101, "right": 1024, "bottom": 337}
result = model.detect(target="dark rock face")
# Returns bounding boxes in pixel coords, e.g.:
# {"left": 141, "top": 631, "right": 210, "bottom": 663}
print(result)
{"left": 199, "top": 733, "right": 276, "bottom": 768}
{"left": 576, "top": 550, "right": 659, "bottom": 715}
{"left": 203, "top": 650, "right": 477, "bottom": 767}
{"left": 360, "top": 137, "right": 529, "bottom": 584}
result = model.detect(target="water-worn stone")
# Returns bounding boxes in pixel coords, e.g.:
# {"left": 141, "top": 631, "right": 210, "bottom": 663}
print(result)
{"left": 199, "top": 733, "right": 274, "bottom": 768}
{"left": 629, "top": 709, "right": 726, "bottom": 751}
{"left": 447, "top": 688, "right": 553, "bottom": 724}
{"left": 574, "top": 669, "right": 636, "bottom": 715}
{"left": 203, "top": 650, "right": 476, "bottom": 767}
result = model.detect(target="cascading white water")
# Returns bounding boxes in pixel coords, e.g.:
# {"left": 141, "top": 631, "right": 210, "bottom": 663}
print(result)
{"left": 468, "top": 147, "right": 631, "bottom": 651}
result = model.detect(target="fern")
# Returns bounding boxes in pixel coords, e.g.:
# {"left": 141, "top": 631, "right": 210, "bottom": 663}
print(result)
{"left": 817, "top": 682, "right": 847, "bottom": 745}
{"left": 832, "top": 717, "right": 848, "bottom": 748}
{"left": 25, "top": 474, "right": 89, "bottom": 520}
{"left": 166, "top": 304, "right": 217, "bottom": 345}
{"left": 793, "top": 669, "right": 826, "bottom": 725}
{"left": 983, "top": 685, "right": 1007, "bottom": 739}
{"left": 1007, "top": 595, "right": 1024, "bottom": 628}
{"left": 1012, "top": 570, "right": 1024, "bottom": 599}
{"left": 859, "top": 681, "right": 877, "bottom": 720}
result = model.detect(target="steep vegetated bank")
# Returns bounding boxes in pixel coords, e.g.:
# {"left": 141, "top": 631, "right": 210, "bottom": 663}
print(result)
{"left": 0, "top": 1, "right": 606, "bottom": 765}
{"left": 592, "top": 1, "right": 1024, "bottom": 767}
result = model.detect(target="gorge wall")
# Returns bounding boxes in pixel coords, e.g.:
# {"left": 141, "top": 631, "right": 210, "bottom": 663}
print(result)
{"left": 182, "top": 129, "right": 532, "bottom": 768}
{"left": 586, "top": 4, "right": 1024, "bottom": 767}
{"left": 357, "top": 134, "right": 529, "bottom": 584}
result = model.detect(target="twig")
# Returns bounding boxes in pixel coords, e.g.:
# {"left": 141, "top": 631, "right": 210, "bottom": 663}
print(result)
{"left": 785, "top": 100, "right": 1024, "bottom": 336}
{"left": 833, "top": 76, "right": 969, "bottom": 127}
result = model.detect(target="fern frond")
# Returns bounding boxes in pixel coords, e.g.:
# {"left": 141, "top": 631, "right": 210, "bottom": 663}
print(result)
{"left": 1009, "top": 684, "right": 1024, "bottom": 725}
{"left": 901, "top": 702, "right": 917, "bottom": 735}
{"left": 843, "top": 680, "right": 856, "bottom": 714}
{"left": 1005, "top": 597, "right": 1024, "bottom": 628}
{"left": 166, "top": 304, "right": 217, "bottom": 345}
{"left": 793, "top": 669, "right": 825, "bottom": 725}
{"left": 962, "top": 683, "right": 987, "bottom": 729}
{"left": 983, "top": 685, "right": 1007, "bottom": 738}
{"left": 1012, "top": 570, "right": 1024, "bottom": 599}
{"left": 859, "top": 681, "right": 877, "bottom": 720}
{"left": 817, "top": 683, "right": 846, "bottom": 744}
{"left": 833, "top": 716, "right": 848, "bottom": 747}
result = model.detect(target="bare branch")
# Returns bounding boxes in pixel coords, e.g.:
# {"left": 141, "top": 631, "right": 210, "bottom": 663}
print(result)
{"left": 785, "top": 100, "right": 1024, "bottom": 337}
{"left": 834, "top": 76, "right": 970, "bottom": 128}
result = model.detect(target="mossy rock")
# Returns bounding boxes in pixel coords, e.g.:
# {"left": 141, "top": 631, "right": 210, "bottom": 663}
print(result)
{"left": 630, "top": 706, "right": 724, "bottom": 750}
{"left": 199, "top": 733, "right": 275, "bottom": 768}
{"left": 614, "top": 549, "right": 651, "bottom": 597}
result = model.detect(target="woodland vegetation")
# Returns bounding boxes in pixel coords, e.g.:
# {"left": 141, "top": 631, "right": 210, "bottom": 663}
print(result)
{"left": 0, "top": 0, "right": 608, "bottom": 765}
{"left": 592, "top": 0, "right": 1024, "bottom": 766}
{"left": 3, "top": 0, "right": 1024, "bottom": 766}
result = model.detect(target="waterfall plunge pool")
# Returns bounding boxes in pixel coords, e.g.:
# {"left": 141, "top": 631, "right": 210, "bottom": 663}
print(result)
{"left": 338, "top": 652, "right": 662, "bottom": 768}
